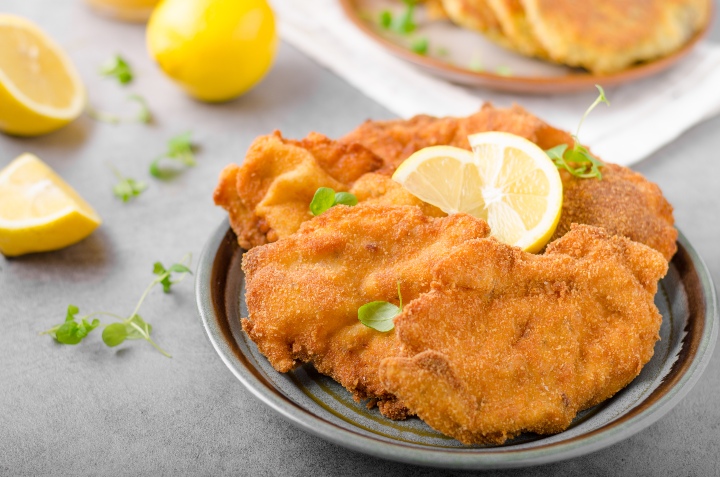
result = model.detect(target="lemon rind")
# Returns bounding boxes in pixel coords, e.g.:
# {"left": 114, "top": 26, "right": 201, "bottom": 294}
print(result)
{"left": 468, "top": 132, "right": 562, "bottom": 252}
{"left": 0, "top": 154, "right": 101, "bottom": 229}
{"left": 394, "top": 132, "right": 563, "bottom": 252}
{"left": 0, "top": 14, "right": 86, "bottom": 120}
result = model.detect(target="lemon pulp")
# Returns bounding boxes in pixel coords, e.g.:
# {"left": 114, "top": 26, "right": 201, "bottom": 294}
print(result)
{"left": 0, "top": 14, "right": 85, "bottom": 136}
{"left": 0, "top": 154, "right": 101, "bottom": 256}
{"left": 392, "top": 132, "right": 563, "bottom": 253}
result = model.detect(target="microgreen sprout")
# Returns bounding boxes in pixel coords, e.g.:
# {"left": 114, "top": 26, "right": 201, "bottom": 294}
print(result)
{"left": 394, "top": 0, "right": 418, "bottom": 34}
{"left": 309, "top": 187, "right": 358, "bottom": 216}
{"left": 411, "top": 37, "right": 429, "bottom": 55}
{"left": 99, "top": 54, "right": 133, "bottom": 85}
{"left": 87, "top": 94, "right": 152, "bottom": 125}
{"left": 545, "top": 85, "right": 609, "bottom": 179}
{"left": 358, "top": 281, "right": 403, "bottom": 332}
{"left": 109, "top": 163, "right": 147, "bottom": 202}
{"left": 40, "top": 255, "right": 192, "bottom": 357}
{"left": 468, "top": 57, "right": 483, "bottom": 72}
{"left": 379, "top": 10, "right": 393, "bottom": 29}
{"left": 128, "top": 94, "right": 152, "bottom": 124}
{"left": 149, "top": 132, "right": 196, "bottom": 179}
{"left": 495, "top": 65, "right": 513, "bottom": 76}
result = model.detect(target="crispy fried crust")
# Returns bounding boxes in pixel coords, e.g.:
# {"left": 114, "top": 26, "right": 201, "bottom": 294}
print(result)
{"left": 241, "top": 205, "right": 491, "bottom": 418}
{"left": 381, "top": 225, "right": 668, "bottom": 444}
{"left": 486, "top": 0, "right": 548, "bottom": 57}
{"left": 439, "top": 0, "right": 710, "bottom": 73}
{"left": 213, "top": 131, "right": 382, "bottom": 249}
{"left": 349, "top": 173, "right": 446, "bottom": 217}
{"left": 553, "top": 164, "right": 677, "bottom": 261}
{"left": 343, "top": 106, "right": 676, "bottom": 260}
{"left": 522, "top": 0, "right": 711, "bottom": 73}
{"left": 213, "top": 164, "right": 270, "bottom": 250}
{"left": 341, "top": 104, "right": 572, "bottom": 173}
{"left": 217, "top": 105, "right": 676, "bottom": 261}
{"left": 440, "top": 0, "right": 514, "bottom": 50}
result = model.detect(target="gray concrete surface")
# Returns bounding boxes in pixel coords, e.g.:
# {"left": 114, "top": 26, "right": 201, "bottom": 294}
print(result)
{"left": 1, "top": 1, "right": 719, "bottom": 475}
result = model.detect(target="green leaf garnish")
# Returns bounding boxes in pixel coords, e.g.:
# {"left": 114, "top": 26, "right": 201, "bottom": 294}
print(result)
{"left": 102, "top": 322, "right": 128, "bottom": 347}
{"left": 109, "top": 164, "right": 146, "bottom": 202}
{"left": 545, "top": 85, "right": 609, "bottom": 180}
{"left": 150, "top": 132, "right": 196, "bottom": 179}
{"left": 411, "top": 37, "right": 429, "bottom": 55}
{"left": 128, "top": 94, "right": 152, "bottom": 124}
{"left": 153, "top": 261, "right": 191, "bottom": 293}
{"left": 379, "top": 10, "right": 393, "bottom": 29}
{"left": 393, "top": 0, "right": 417, "bottom": 35}
{"left": 99, "top": 54, "right": 133, "bottom": 85}
{"left": 310, "top": 187, "right": 358, "bottom": 216}
{"left": 125, "top": 314, "right": 152, "bottom": 340}
{"left": 495, "top": 65, "right": 513, "bottom": 76}
{"left": 87, "top": 94, "right": 153, "bottom": 125}
{"left": 436, "top": 47, "right": 450, "bottom": 57}
{"left": 333, "top": 191, "right": 359, "bottom": 207}
{"left": 40, "top": 255, "right": 193, "bottom": 357}
{"left": 43, "top": 305, "right": 101, "bottom": 345}
{"left": 468, "top": 58, "right": 483, "bottom": 72}
{"left": 310, "top": 188, "right": 336, "bottom": 215}
{"left": 358, "top": 282, "right": 403, "bottom": 332}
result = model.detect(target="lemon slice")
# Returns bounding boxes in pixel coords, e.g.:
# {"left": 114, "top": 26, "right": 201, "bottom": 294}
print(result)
{"left": 0, "top": 14, "right": 85, "bottom": 136}
{"left": 0, "top": 154, "right": 101, "bottom": 257}
{"left": 392, "top": 132, "right": 562, "bottom": 253}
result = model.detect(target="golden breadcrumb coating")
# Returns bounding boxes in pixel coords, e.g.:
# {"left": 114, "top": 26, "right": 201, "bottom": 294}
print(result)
{"left": 241, "top": 205, "right": 491, "bottom": 419}
{"left": 216, "top": 105, "right": 676, "bottom": 261}
{"left": 382, "top": 224, "right": 668, "bottom": 444}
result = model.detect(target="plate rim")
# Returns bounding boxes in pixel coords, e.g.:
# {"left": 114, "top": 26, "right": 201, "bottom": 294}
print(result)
{"left": 338, "top": 0, "right": 714, "bottom": 93}
{"left": 195, "top": 219, "right": 718, "bottom": 469}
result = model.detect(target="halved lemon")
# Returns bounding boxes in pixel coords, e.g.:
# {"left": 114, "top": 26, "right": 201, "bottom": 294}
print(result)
{"left": 0, "top": 14, "right": 85, "bottom": 136}
{"left": 0, "top": 154, "right": 101, "bottom": 257}
{"left": 392, "top": 132, "right": 563, "bottom": 253}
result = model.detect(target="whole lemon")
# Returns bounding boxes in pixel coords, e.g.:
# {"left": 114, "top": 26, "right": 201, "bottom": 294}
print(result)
{"left": 147, "top": 0, "right": 277, "bottom": 102}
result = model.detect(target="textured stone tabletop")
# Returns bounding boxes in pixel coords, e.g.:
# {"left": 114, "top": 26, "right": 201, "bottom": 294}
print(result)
{"left": 1, "top": 1, "right": 719, "bottom": 476}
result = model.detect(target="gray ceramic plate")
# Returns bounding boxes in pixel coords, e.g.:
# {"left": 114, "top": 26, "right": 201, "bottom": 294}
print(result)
{"left": 196, "top": 219, "right": 717, "bottom": 470}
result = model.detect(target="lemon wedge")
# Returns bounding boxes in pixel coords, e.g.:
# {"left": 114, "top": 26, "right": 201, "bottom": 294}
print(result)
{"left": 392, "top": 132, "right": 563, "bottom": 253}
{"left": 0, "top": 14, "right": 85, "bottom": 136}
{"left": 0, "top": 154, "right": 101, "bottom": 257}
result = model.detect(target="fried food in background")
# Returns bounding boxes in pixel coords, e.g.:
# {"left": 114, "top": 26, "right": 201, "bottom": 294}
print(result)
{"left": 214, "top": 104, "right": 677, "bottom": 261}
{"left": 440, "top": 0, "right": 548, "bottom": 58}
{"left": 423, "top": 0, "right": 450, "bottom": 19}
{"left": 437, "top": 0, "right": 711, "bottom": 73}
{"left": 382, "top": 225, "right": 668, "bottom": 444}
{"left": 241, "top": 205, "right": 491, "bottom": 418}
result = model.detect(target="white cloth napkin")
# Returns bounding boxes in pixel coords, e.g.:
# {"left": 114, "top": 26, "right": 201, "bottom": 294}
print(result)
{"left": 271, "top": 0, "right": 720, "bottom": 167}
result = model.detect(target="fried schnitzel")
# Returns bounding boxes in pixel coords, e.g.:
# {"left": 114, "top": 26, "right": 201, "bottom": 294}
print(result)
{"left": 553, "top": 163, "right": 677, "bottom": 260}
{"left": 215, "top": 105, "right": 677, "bottom": 260}
{"left": 341, "top": 105, "right": 677, "bottom": 260}
{"left": 222, "top": 106, "right": 676, "bottom": 444}
{"left": 341, "top": 104, "right": 572, "bottom": 173}
{"left": 241, "top": 205, "right": 490, "bottom": 418}
{"left": 381, "top": 224, "right": 668, "bottom": 444}
{"left": 213, "top": 131, "right": 382, "bottom": 249}
{"left": 436, "top": 0, "right": 710, "bottom": 73}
